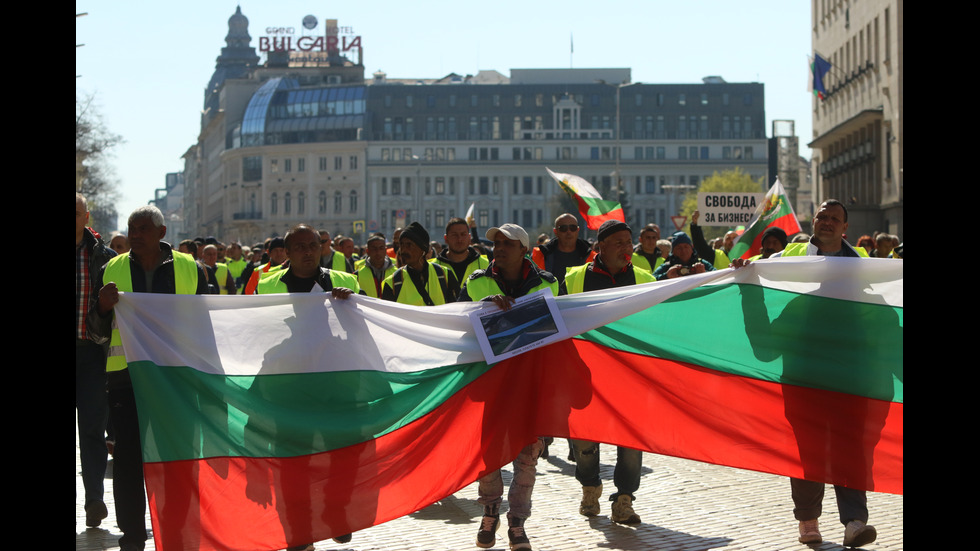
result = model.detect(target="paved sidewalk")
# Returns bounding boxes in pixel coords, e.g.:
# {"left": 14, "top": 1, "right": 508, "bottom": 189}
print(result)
{"left": 77, "top": 438, "right": 902, "bottom": 550}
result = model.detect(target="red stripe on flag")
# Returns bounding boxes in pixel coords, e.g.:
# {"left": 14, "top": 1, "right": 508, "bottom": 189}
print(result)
{"left": 737, "top": 212, "right": 804, "bottom": 259}
{"left": 144, "top": 338, "right": 902, "bottom": 550}
{"left": 575, "top": 196, "right": 625, "bottom": 230}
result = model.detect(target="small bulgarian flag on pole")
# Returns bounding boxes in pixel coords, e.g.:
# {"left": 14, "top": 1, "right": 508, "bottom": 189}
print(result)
{"left": 546, "top": 168, "right": 625, "bottom": 230}
{"left": 729, "top": 178, "right": 803, "bottom": 260}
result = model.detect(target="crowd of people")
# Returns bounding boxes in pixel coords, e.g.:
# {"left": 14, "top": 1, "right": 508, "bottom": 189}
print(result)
{"left": 77, "top": 191, "right": 900, "bottom": 550}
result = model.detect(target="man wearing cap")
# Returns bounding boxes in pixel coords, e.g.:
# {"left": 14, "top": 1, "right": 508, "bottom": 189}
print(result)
{"left": 560, "top": 220, "right": 655, "bottom": 525}
{"left": 458, "top": 223, "right": 558, "bottom": 550}
{"left": 356, "top": 233, "right": 396, "bottom": 298}
{"left": 652, "top": 231, "right": 716, "bottom": 280}
{"left": 749, "top": 226, "right": 788, "bottom": 260}
{"left": 243, "top": 237, "right": 289, "bottom": 295}
{"left": 531, "top": 213, "right": 596, "bottom": 285}
{"left": 381, "top": 222, "right": 459, "bottom": 305}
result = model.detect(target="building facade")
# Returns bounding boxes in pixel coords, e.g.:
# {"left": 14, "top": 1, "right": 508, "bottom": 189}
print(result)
{"left": 150, "top": 172, "right": 186, "bottom": 238}
{"left": 181, "top": 9, "right": 769, "bottom": 246}
{"left": 810, "top": 0, "right": 903, "bottom": 238}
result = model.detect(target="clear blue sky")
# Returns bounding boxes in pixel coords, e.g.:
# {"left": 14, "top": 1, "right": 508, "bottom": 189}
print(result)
{"left": 76, "top": 1, "right": 815, "bottom": 232}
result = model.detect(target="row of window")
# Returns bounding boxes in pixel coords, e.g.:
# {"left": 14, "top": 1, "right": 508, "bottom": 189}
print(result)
{"left": 379, "top": 115, "right": 755, "bottom": 141}
{"left": 378, "top": 145, "right": 754, "bottom": 163}
{"left": 248, "top": 155, "right": 361, "bottom": 181}
{"left": 379, "top": 208, "right": 546, "bottom": 236}
{"left": 266, "top": 190, "right": 359, "bottom": 216}
{"left": 380, "top": 147, "right": 457, "bottom": 162}
{"left": 816, "top": 6, "right": 892, "bottom": 92}
{"left": 376, "top": 172, "right": 720, "bottom": 199}
{"left": 380, "top": 208, "right": 498, "bottom": 233}
{"left": 632, "top": 175, "right": 703, "bottom": 194}
{"left": 382, "top": 92, "right": 754, "bottom": 110}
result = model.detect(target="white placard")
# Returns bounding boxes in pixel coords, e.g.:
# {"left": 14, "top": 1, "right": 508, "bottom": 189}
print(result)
{"left": 469, "top": 289, "right": 568, "bottom": 364}
{"left": 697, "top": 192, "right": 765, "bottom": 226}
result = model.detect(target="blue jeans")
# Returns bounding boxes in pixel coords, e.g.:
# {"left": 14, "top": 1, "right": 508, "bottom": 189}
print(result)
{"left": 570, "top": 439, "right": 642, "bottom": 500}
{"left": 478, "top": 438, "right": 545, "bottom": 520}
{"left": 76, "top": 340, "right": 108, "bottom": 506}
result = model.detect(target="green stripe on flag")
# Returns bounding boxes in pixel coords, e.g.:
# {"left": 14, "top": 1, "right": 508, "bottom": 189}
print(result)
{"left": 130, "top": 360, "right": 492, "bottom": 463}
{"left": 582, "top": 197, "right": 623, "bottom": 216}
{"left": 576, "top": 283, "right": 903, "bottom": 403}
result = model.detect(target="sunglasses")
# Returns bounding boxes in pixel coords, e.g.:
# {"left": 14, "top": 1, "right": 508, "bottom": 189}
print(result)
{"left": 556, "top": 224, "right": 579, "bottom": 232}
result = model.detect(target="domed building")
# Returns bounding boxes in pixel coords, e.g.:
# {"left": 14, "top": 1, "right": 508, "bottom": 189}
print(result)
{"left": 180, "top": 8, "right": 769, "bottom": 245}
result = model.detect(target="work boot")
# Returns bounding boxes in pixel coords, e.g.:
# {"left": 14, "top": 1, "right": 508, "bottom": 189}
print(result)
{"left": 798, "top": 519, "right": 822, "bottom": 543}
{"left": 476, "top": 505, "right": 500, "bottom": 548}
{"left": 579, "top": 484, "right": 603, "bottom": 517}
{"left": 84, "top": 500, "right": 108, "bottom": 528}
{"left": 842, "top": 520, "right": 877, "bottom": 548}
{"left": 610, "top": 494, "right": 641, "bottom": 525}
{"left": 507, "top": 516, "right": 531, "bottom": 550}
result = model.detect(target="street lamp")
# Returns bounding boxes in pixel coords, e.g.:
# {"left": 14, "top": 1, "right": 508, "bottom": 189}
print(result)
{"left": 596, "top": 79, "right": 641, "bottom": 202}
{"left": 411, "top": 154, "right": 425, "bottom": 227}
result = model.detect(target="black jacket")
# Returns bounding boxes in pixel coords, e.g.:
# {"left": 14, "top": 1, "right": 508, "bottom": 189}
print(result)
{"left": 533, "top": 236, "right": 593, "bottom": 277}
{"left": 80, "top": 227, "right": 117, "bottom": 353}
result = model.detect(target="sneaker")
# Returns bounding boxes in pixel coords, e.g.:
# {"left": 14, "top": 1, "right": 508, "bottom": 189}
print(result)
{"left": 285, "top": 544, "right": 314, "bottom": 551}
{"left": 476, "top": 514, "right": 499, "bottom": 548}
{"left": 332, "top": 533, "right": 352, "bottom": 544}
{"left": 85, "top": 500, "right": 108, "bottom": 528}
{"left": 798, "top": 519, "right": 822, "bottom": 543}
{"left": 507, "top": 519, "right": 531, "bottom": 551}
{"left": 610, "top": 495, "right": 641, "bottom": 525}
{"left": 579, "top": 484, "right": 603, "bottom": 517}
{"left": 842, "top": 520, "right": 877, "bottom": 548}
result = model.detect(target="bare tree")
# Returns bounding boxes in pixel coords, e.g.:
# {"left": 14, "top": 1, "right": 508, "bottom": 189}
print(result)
{"left": 76, "top": 93, "right": 123, "bottom": 232}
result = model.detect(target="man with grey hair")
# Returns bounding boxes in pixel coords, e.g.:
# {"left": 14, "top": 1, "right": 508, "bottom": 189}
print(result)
{"left": 92, "top": 204, "right": 208, "bottom": 551}
{"left": 201, "top": 244, "right": 236, "bottom": 294}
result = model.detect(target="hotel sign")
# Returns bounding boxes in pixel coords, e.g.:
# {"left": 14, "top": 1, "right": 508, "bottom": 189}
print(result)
{"left": 258, "top": 16, "right": 362, "bottom": 53}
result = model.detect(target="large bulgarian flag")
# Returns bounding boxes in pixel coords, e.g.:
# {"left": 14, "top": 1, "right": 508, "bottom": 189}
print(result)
{"left": 546, "top": 167, "right": 625, "bottom": 230}
{"left": 729, "top": 177, "right": 803, "bottom": 260}
{"left": 113, "top": 257, "right": 903, "bottom": 551}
